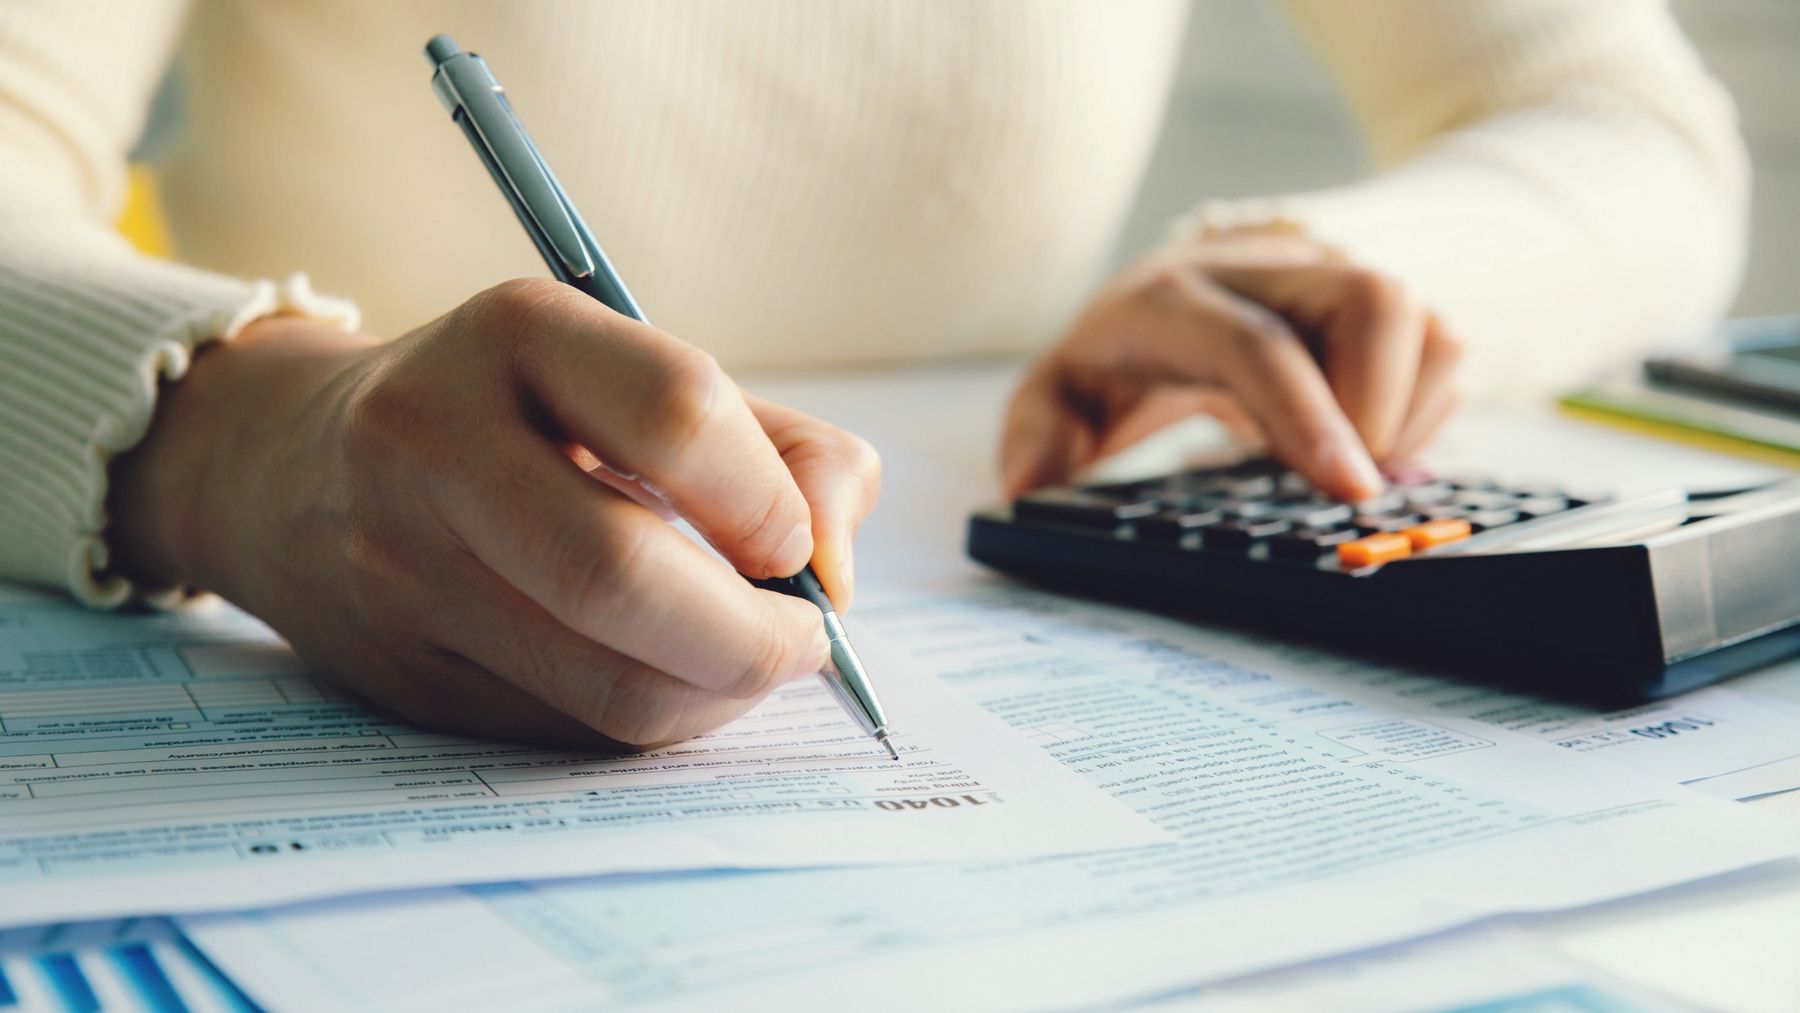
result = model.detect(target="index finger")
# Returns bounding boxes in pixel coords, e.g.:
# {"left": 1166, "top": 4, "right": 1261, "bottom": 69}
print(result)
{"left": 1211, "top": 264, "right": 1425, "bottom": 460}
{"left": 496, "top": 281, "right": 815, "bottom": 578}
{"left": 1006, "top": 275, "right": 1382, "bottom": 500}
{"left": 438, "top": 429, "right": 833, "bottom": 699}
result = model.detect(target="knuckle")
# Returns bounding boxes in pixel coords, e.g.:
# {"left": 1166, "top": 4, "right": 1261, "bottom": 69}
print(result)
{"left": 341, "top": 369, "right": 438, "bottom": 461}
{"left": 1142, "top": 265, "right": 1202, "bottom": 311}
{"left": 591, "top": 678, "right": 687, "bottom": 750}
{"left": 841, "top": 432, "right": 881, "bottom": 482}
{"left": 1338, "top": 269, "right": 1418, "bottom": 331}
{"left": 722, "top": 483, "right": 798, "bottom": 567}
{"left": 642, "top": 345, "right": 727, "bottom": 456}
{"left": 724, "top": 609, "right": 812, "bottom": 700}
{"left": 1224, "top": 310, "right": 1295, "bottom": 362}
{"left": 724, "top": 656, "right": 782, "bottom": 700}
{"left": 845, "top": 434, "right": 882, "bottom": 501}
{"left": 472, "top": 277, "right": 576, "bottom": 328}
{"left": 471, "top": 278, "right": 576, "bottom": 367}
{"left": 1428, "top": 322, "right": 1467, "bottom": 365}
{"left": 1341, "top": 267, "right": 1398, "bottom": 307}
{"left": 338, "top": 530, "right": 409, "bottom": 625}
{"left": 555, "top": 515, "right": 652, "bottom": 620}
{"left": 723, "top": 650, "right": 784, "bottom": 701}
{"left": 461, "top": 278, "right": 584, "bottom": 363}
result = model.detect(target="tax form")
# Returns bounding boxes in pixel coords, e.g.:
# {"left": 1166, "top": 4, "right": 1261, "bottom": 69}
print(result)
{"left": 0, "top": 588, "right": 1163, "bottom": 928}
{"left": 1194, "top": 629, "right": 1800, "bottom": 800}
{"left": 180, "top": 588, "right": 1799, "bottom": 1013}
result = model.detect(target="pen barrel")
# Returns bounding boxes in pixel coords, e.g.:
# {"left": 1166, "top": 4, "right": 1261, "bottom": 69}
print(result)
{"left": 565, "top": 262, "right": 648, "bottom": 322}
{"left": 751, "top": 569, "right": 889, "bottom": 734}
{"left": 824, "top": 618, "right": 890, "bottom": 734}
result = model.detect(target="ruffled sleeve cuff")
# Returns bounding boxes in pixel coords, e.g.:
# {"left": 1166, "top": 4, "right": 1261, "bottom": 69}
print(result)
{"left": 0, "top": 220, "right": 358, "bottom": 608}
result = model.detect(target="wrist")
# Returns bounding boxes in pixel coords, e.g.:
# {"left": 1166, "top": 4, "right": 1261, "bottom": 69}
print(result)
{"left": 106, "top": 315, "right": 377, "bottom": 597}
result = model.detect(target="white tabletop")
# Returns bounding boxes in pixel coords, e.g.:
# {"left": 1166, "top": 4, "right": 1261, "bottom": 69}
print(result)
{"left": 742, "top": 360, "right": 1800, "bottom": 1012}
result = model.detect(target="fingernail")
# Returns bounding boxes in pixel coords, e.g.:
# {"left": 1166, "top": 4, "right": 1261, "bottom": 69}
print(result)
{"left": 770, "top": 522, "right": 812, "bottom": 577}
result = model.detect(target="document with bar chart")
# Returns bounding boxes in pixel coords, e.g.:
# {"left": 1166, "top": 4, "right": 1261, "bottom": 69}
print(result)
{"left": 0, "top": 588, "right": 1163, "bottom": 928}
{"left": 180, "top": 589, "right": 1799, "bottom": 1012}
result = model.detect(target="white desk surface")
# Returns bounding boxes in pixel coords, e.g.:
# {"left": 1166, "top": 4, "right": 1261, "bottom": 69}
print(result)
{"left": 742, "top": 360, "right": 1800, "bottom": 1013}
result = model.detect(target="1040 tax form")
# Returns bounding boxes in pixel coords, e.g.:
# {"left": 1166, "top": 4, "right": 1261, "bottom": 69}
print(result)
{"left": 181, "top": 589, "right": 1799, "bottom": 1012}
{"left": 0, "top": 588, "right": 1163, "bottom": 927}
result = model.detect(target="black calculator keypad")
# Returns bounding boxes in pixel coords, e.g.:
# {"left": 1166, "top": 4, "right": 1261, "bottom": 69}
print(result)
{"left": 1010, "top": 459, "right": 1589, "bottom": 567}
{"left": 1013, "top": 488, "right": 1161, "bottom": 529}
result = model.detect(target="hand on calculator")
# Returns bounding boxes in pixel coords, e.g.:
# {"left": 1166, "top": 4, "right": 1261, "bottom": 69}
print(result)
{"left": 1000, "top": 231, "right": 1464, "bottom": 503}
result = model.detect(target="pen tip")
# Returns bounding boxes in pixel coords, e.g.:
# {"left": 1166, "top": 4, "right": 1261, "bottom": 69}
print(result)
{"left": 877, "top": 732, "right": 899, "bottom": 762}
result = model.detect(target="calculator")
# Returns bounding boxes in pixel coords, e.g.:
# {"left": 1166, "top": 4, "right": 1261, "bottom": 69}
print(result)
{"left": 966, "top": 460, "right": 1800, "bottom": 702}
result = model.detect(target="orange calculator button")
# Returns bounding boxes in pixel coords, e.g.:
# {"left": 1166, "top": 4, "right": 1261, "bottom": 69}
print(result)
{"left": 1336, "top": 531, "right": 1412, "bottom": 567}
{"left": 1402, "top": 518, "right": 1473, "bottom": 550}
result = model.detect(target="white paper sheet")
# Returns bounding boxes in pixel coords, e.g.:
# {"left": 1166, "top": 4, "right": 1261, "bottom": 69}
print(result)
{"left": 181, "top": 589, "right": 1798, "bottom": 1012}
{"left": 1136, "top": 924, "right": 1685, "bottom": 1012}
{"left": 0, "top": 589, "right": 1163, "bottom": 928}
{"left": 1187, "top": 630, "right": 1800, "bottom": 800}
{"left": 180, "top": 899, "right": 1684, "bottom": 1013}
{"left": 1532, "top": 859, "right": 1800, "bottom": 1013}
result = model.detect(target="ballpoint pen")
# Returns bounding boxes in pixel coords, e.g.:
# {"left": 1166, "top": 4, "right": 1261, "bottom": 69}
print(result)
{"left": 423, "top": 34, "right": 899, "bottom": 761}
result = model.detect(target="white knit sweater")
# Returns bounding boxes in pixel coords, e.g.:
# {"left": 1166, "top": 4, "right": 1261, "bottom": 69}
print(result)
{"left": 0, "top": 1, "right": 1747, "bottom": 605}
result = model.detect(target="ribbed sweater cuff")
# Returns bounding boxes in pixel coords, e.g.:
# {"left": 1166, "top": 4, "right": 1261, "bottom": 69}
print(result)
{"left": 0, "top": 220, "right": 358, "bottom": 608}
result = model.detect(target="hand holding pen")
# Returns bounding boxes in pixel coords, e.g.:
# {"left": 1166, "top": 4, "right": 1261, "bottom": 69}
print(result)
{"left": 108, "top": 51, "right": 885, "bottom": 757}
{"left": 424, "top": 35, "right": 896, "bottom": 755}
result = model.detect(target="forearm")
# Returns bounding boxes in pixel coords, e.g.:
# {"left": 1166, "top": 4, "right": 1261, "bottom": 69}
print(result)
{"left": 1199, "top": 0, "right": 1749, "bottom": 401}
{"left": 1278, "top": 102, "right": 1744, "bottom": 399}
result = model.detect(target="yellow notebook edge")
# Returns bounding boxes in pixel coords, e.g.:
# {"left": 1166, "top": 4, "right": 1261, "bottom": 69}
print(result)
{"left": 1557, "top": 397, "right": 1800, "bottom": 470}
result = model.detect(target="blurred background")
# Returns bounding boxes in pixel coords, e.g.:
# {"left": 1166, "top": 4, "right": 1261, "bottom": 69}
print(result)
{"left": 125, "top": 2, "right": 1793, "bottom": 318}
{"left": 1117, "top": 0, "right": 1796, "bottom": 317}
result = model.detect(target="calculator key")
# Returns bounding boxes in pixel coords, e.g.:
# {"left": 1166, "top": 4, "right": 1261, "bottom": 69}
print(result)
{"left": 1354, "top": 513, "right": 1425, "bottom": 533}
{"left": 1402, "top": 518, "right": 1472, "bottom": 550}
{"left": 1337, "top": 531, "right": 1412, "bottom": 567}
{"left": 1352, "top": 491, "right": 1407, "bottom": 514}
{"left": 1081, "top": 479, "right": 1156, "bottom": 499}
{"left": 1418, "top": 503, "right": 1473, "bottom": 520}
{"left": 1452, "top": 489, "right": 1517, "bottom": 510}
{"left": 1269, "top": 526, "right": 1360, "bottom": 559}
{"left": 1203, "top": 518, "right": 1292, "bottom": 552}
{"left": 1465, "top": 508, "right": 1522, "bottom": 531}
{"left": 1163, "top": 471, "right": 1232, "bottom": 499}
{"left": 1276, "top": 500, "right": 1354, "bottom": 528}
{"left": 1448, "top": 474, "right": 1501, "bottom": 491}
{"left": 1216, "top": 475, "right": 1277, "bottom": 499}
{"left": 1507, "top": 481, "right": 1566, "bottom": 499}
{"left": 1401, "top": 482, "right": 1455, "bottom": 507}
{"left": 1225, "top": 458, "right": 1287, "bottom": 476}
{"left": 1514, "top": 496, "right": 1570, "bottom": 518}
{"left": 1015, "top": 488, "right": 1160, "bottom": 529}
{"left": 1221, "top": 499, "right": 1280, "bottom": 520}
{"left": 1276, "top": 471, "right": 1315, "bottom": 496}
{"left": 1137, "top": 507, "right": 1225, "bottom": 543}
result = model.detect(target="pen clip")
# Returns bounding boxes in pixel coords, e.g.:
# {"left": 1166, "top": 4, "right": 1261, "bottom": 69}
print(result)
{"left": 427, "top": 40, "right": 596, "bottom": 281}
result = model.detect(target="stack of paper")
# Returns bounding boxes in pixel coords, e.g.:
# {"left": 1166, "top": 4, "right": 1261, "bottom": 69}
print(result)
{"left": 3, "top": 579, "right": 1799, "bottom": 1009}
{"left": 0, "top": 588, "right": 1161, "bottom": 928}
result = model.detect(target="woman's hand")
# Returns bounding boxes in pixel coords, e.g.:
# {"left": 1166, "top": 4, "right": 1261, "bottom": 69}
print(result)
{"left": 109, "top": 278, "right": 880, "bottom": 750}
{"left": 1001, "top": 233, "right": 1463, "bottom": 501}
